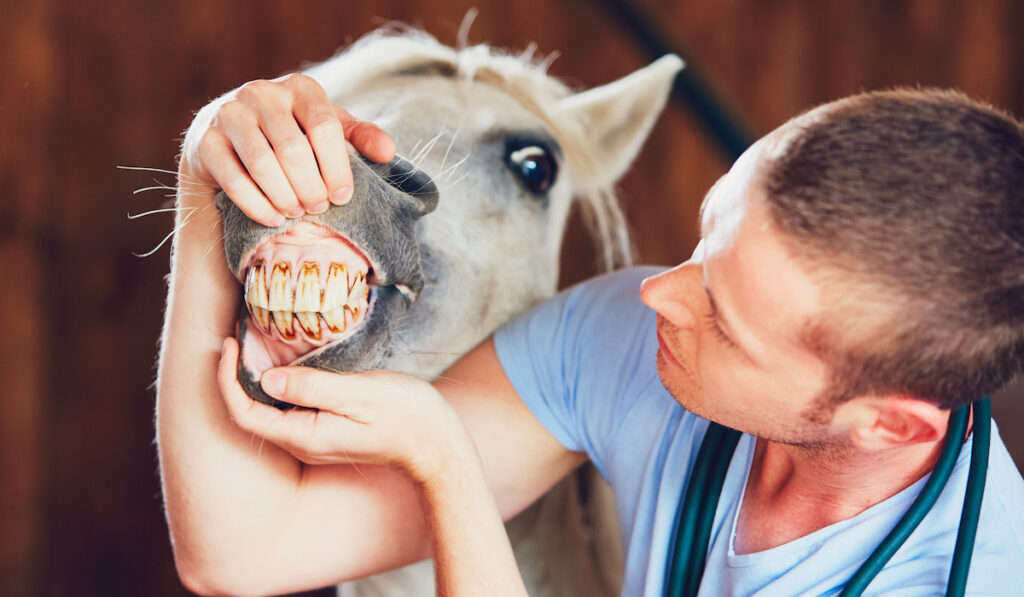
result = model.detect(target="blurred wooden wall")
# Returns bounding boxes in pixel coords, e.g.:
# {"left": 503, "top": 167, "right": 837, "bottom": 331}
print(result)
{"left": 1, "top": 1, "right": 1021, "bottom": 596}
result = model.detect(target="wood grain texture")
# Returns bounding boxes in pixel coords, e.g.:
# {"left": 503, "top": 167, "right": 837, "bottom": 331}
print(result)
{"left": 1, "top": 1, "right": 1021, "bottom": 595}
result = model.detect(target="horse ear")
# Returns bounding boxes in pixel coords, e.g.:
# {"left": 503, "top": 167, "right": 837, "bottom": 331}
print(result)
{"left": 558, "top": 55, "right": 683, "bottom": 188}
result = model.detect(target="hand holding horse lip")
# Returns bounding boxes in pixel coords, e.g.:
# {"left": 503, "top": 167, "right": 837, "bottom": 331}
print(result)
{"left": 217, "top": 334, "right": 476, "bottom": 480}
{"left": 216, "top": 151, "right": 441, "bottom": 409}
{"left": 182, "top": 72, "right": 395, "bottom": 228}
{"left": 182, "top": 73, "right": 439, "bottom": 409}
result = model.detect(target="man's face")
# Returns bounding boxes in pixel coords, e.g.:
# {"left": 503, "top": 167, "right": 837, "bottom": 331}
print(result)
{"left": 640, "top": 134, "right": 841, "bottom": 446}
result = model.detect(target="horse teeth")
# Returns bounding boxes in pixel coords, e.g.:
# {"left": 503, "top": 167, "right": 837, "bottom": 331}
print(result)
{"left": 322, "top": 307, "right": 346, "bottom": 333}
{"left": 268, "top": 262, "right": 293, "bottom": 311}
{"left": 322, "top": 263, "right": 349, "bottom": 311}
{"left": 347, "top": 273, "right": 367, "bottom": 308}
{"left": 347, "top": 270, "right": 364, "bottom": 293}
{"left": 345, "top": 305, "right": 361, "bottom": 322}
{"left": 272, "top": 311, "right": 295, "bottom": 338}
{"left": 289, "top": 262, "right": 322, "bottom": 339}
{"left": 245, "top": 261, "right": 269, "bottom": 309}
{"left": 244, "top": 260, "right": 366, "bottom": 338}
{"left": 294, "top": 263, "right": 321, "bottom": 312}
{"left": 250, "top": 307, "right": 271, "bottom": 333}
{"left": 296, "top": 311, "right": 320, "bottom": 338}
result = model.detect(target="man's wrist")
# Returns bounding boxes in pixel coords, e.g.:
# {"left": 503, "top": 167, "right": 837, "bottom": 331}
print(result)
{"left": 414, "top": 423, "right": 486, "bottom": 498}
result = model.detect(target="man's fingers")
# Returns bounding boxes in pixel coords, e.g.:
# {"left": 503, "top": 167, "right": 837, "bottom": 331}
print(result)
{"left": 218, "top": 341, "right": 384, "bottom": 464}
{"left": 198, "top": 129, "right": 285, "bottom": 228}
{"left": 218, "top": 102, "right": 303, "bottom": 220}
{"left": 217, "top": 338, "right": 325, "bottom": 450}
{"left": 295, "top": 96, "right": 354, "bottom": 207}
{"left": 280, "top": 73, "right": 353, "bottom": 207}
{"left": 218, "top": 337, "right": 288, "bottom": 432}
{"left": 334, "top": 105, "right": 397, "bottom": 164}
{"left": 259, "top": 103, "right": 330, "bottom": 214}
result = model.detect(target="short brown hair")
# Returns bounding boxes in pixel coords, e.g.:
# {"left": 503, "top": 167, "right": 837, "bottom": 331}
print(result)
{"left": 763, "top": 88, "right": 1024, "bottom": 410}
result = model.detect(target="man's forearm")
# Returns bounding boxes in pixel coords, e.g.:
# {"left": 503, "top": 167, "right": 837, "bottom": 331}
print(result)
{"left": 156, "top": 181, "right": 308, "bottom": 593}
{"left": 422, "top": 446, "right": 529, "bottom": 597}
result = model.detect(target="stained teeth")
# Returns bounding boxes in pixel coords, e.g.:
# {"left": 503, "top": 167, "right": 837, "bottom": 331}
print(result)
{"left": 347, "top": 272, "right": 367, "bottom": 306}
{"left": 322, "top": 263, "right": 349, "bottom": 311}
{"left": 268, "top": 262, "right": 292, "bottom": 311}
{"left": 245, "top": 260, "right": 271, "bottom": 332}
{"left": 294, "top": 262, "right": 321, "bottom": 338}
{"left": 322, "top": 307, "right": 346, "bottom": 333}
{"left": 244, "top": 259, "right": 369, "bottom": 340}
{"left": 246, "top": 261, "right": 269, "bottom": 308}
{"left": 251, "top": 307, "right": 271, "bottom": 333}
{"left": 268, "top": 262, "right": 294, "bottom": 338}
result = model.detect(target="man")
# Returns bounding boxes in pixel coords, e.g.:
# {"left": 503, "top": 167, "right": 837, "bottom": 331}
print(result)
{"left": 159, "top": 77, "right": 1024, "bottom": 595}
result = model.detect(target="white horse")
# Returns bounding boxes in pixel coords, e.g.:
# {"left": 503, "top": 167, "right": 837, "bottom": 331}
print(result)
{"left": 214, "top": 26, "right": 681, "bottom": 597}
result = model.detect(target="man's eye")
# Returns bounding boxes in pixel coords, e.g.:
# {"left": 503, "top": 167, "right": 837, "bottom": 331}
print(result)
{"left": 704, "top": 313, "right": 736, "bottom": 348}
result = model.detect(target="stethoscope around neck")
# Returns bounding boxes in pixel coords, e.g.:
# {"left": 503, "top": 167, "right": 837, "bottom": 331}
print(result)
{"left": 664, "top": 397, "right": 991, "bottom": 597}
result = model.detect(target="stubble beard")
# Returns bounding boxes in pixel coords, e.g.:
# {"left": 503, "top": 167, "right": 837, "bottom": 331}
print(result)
{"left": 655, "top": 351, "right": 842, "bottom": 456}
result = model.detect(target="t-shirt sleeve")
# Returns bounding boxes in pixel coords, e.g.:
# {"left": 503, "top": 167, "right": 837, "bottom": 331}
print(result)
{"left": 493, "top": 266, "right": 666, "bottom": 478}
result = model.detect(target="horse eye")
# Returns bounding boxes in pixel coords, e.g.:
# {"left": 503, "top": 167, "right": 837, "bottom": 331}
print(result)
{"left": 505, "top": 142, "right": 557, "bottom": 195}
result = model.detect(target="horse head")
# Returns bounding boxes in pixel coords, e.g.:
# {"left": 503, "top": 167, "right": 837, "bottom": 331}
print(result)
{"left": 216, "top": 29, "right": 682, "bottom": 413}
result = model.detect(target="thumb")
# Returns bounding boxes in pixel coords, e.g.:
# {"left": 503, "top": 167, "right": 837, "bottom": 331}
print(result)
{"left": 260, "top": 366, "right": 376, "bottom": 415}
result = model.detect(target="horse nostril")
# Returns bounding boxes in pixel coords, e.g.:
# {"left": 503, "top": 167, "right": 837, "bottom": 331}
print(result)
{"left": 373, "top": 156, "right": 439, "bottom": 215}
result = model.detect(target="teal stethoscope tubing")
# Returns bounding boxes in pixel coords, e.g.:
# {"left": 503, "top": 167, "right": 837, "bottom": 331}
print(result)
{"left": 664, "top": 397, "right": 991, "bottom": 597}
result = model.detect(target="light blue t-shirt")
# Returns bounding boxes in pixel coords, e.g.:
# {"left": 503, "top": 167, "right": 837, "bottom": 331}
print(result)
{"left": 494, "top": 267, "right": 1024, "bottom": 596}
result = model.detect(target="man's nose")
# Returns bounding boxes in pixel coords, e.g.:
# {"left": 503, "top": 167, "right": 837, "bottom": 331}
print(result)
{"left": 640, "top": 262, "right": 701, "bottom": 329}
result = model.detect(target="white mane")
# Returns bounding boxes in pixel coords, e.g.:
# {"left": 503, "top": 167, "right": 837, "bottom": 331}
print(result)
{"left": 306, "top": 26, "right": 633, "bottom": 270}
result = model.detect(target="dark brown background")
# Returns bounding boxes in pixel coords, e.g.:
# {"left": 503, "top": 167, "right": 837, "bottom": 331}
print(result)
{"left": 2, "top": 1, "right": 1021, "bottom": 596}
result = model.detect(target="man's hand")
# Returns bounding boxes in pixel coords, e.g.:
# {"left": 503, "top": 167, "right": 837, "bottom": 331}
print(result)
{"left": 180, "top": 73, "right": 396, "bottom": 227}
{"left": 218, "top": 337, "right": 473, "bottom": 485}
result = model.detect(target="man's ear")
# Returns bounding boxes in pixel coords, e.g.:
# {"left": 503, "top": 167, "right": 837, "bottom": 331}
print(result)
{"left": 556, "top": 55, "right": 683, "bottom": 189}
{"left": 836, "top": 397, "right": 949, "bottom": 451}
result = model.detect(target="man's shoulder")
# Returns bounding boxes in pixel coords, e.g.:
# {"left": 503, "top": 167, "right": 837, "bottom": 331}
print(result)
{"left": 977, "top": 422, "right": 1024, "bottom": 555}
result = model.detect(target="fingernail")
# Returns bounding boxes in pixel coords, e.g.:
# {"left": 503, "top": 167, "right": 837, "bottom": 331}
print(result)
{"left": 309, "top": 200, "right": 329, "bottom": 214}
{"left": 331, "top": 186, "right": 352, "bottom": 205}
{"left": 261, "top": 370, "right": 286, "bottom": 397}
{"left": 286, "top": 206, "right": 304, "bottom": 218}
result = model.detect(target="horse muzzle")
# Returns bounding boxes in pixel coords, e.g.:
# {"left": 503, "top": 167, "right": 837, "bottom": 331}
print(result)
{"left": 215, "top": 155, "right": 439, "bottom": 408}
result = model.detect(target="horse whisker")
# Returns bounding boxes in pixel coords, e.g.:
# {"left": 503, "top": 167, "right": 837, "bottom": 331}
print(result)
{"left": 441, "top": 170, "right": 470, "bottom": 190}
{"left": 127, "top": 207, "right": 187, "bottom": 220}
{"left": 436, "top": 153, "right": 469, "bottom": 182}
{"left": 133, "top": 185, "right": 179, "bottom": 195}
{"left": 132, "top": 206, "right": 198, "bottom": 258}
{"left": 118, "top": 164, "right": 202, "bottom": 184}
{"left": 409, "top": 126, "right": 448, "bottom": 170}
{"left": 438, "top": 122, "right": 464, "bottom": 173}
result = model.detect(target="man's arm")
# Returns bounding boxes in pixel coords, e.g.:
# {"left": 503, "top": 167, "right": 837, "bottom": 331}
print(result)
{"left": 157, "top": 76, "right": 583, "bottom": 596}
{"left": 421, "top": 436, "right": 530, "bottom": 597}
{"left": 214, "top": 340, "right": 532, "bottom": 597}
